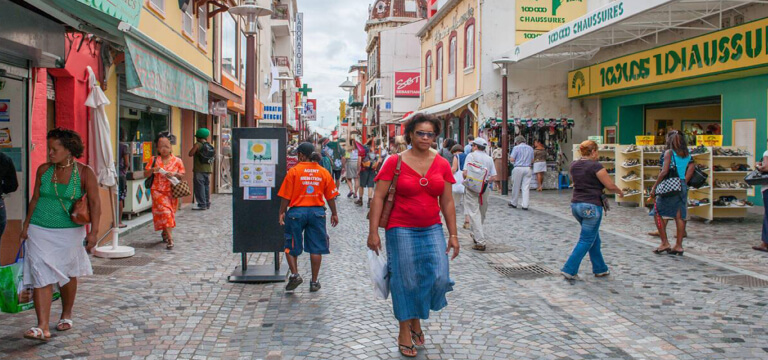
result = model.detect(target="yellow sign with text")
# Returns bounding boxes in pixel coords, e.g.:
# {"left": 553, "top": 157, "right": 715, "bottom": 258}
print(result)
{"left": 636, "top": 136, "right": 655, "bottom": 146}
{"left": 142, "top": 142, "right": 153, "bottom": 163}
{"left": 516, "top": 31, "right": 546, "bottom": 45}
{"left": 697, "top": 135, "right": 723, "bottom": 147}
{"left": 516, "top": 0, "right": 587, "bottom": 32}
{"left": 569, "top": 17, "right": 768, "bottom": 98}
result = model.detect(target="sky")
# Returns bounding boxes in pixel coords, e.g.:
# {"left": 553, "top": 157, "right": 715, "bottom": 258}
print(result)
{"left": 297, "top": 0, "right": 369, "bottom": 136}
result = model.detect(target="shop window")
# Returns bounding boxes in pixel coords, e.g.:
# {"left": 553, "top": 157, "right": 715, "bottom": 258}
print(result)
{"left": 436, "top": 44, "right": 443, "bottom": 80}
{"left": 182, "top": 4, "right": 194, "bottom": 40}
{"left": 222, "top": 14, "right": 237, "bottom": 79}
{"left": 465, "top": 21, "right": 475, "bottom": 69}
{"left": 449, "top": 35, "right": 456, "bottom": 75}
{"left": 405, "top": 0, "right": 417, "bottom": 12}
{"left": 425, "top": 52, "right": 432, "bottom": 88}
{"left": 240, "top": 32, "right": 247, "bottom": 85}
{"left": 147, "top": 0, "right": 165, "bottom": 15}
{"left": 197, "top": 5, "right": 207, "bottom": 50}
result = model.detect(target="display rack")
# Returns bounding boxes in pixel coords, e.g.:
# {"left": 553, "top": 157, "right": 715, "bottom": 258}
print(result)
{"left": 711, "top": 146, "right": 753, "bottom": 221}
{"left": 686, "top": 147, "right": 714, "bottom": 222}
{"left": 616, "top": 145, "right": 643, "bottom": 205}
{"left": 572, "top": 144, "right": 617, "bottom": 194}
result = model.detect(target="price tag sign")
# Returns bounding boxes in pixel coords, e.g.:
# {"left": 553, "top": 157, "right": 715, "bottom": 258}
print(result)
{"left": 588, "top": 136, "right": 603, "bottom": 145}
{"left": 635, "top": 136, "right": 655, "bottom": 146}
{"left": 142, "top": 142, "right": 153, "bottom": 163}
{"left": 696, "top": 135, "right": 723, "bottom": 147}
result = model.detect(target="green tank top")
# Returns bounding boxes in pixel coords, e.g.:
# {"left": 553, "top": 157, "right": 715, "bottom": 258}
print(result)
{"left": 30, "top": 164, "right": 83, "bottom": 229}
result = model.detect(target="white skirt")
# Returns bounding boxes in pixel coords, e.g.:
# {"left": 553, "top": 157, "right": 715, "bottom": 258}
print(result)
{"left": 23, "top": 224, "right": 92, "bottom": 289}
{"left": 533, "top": 162, "right": 547, "bottom": 174}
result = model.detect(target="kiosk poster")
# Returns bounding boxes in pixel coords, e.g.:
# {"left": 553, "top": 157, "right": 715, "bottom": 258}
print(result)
{"left": 240, "top": 139, "right": 279, "bottom": 164}
{"left": 635, "top": 136, "right": 655, "bottom": 146}
{"left": 244, "top": 187, "right": 271, "bottom": 201}
{"left": 697, "top": 135, "right": 723, "bottom": 147}
{"left": 0, "top": 128, "right": 11, "bottom": 148}
{"left": 0, "top": 99, "right": 9, "bottom": 121}
{"left": 239, "top": 164, "right": 276, "bottom": 187}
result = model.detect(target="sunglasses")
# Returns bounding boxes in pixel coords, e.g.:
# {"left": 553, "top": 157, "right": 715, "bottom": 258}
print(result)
{"left": 415, "top": 131, "right": 437, "bottom": 139}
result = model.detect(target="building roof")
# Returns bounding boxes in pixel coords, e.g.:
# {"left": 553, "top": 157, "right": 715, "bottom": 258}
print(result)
{"left": 416, "top": 0, "right": 464, "bottom": 38}
{"left": 365, "top": 0, "right": 427, "bottom": 30}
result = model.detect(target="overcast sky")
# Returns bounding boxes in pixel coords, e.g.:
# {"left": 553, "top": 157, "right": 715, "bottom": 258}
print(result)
{"left": 298, "top": 0, "right": 368, "bottom": 136}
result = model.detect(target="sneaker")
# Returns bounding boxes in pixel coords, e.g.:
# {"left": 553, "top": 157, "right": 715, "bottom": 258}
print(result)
{"left": 561, "top": 272, "right": 579, "bottom": 280}
{"left": 472, "top": 244, "right": 486, "bottom": 251}
{"left": 347, "top": 192, "right": 354, "bottom": 198}
{"left": 285, "top": 274, "right": 303, "bottom": 291}
{"left": 508, "top": 203, "right": 517, "bottom": 208}
{"left": 594, "top": 271, "right": 610, "bottom": 278}
{"left": 191, "top": 205, "right": 206, "bottom": 210}
{"left": 309, "top": 281, "right": 321, "bottom": 292}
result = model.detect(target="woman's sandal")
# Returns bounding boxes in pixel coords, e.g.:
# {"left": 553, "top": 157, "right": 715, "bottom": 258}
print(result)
{"left": 166, "top": 237, "right": 174, "bottom": 250}
{"left": 653, "top": 247, "right": 671, "bottom": 254}
{"left": 56, "top": 319, "right": 73, "bottom": 332}
{"left": 23, "top": 327, "right": 49, "bottom": 342}
{"left": 161, "top": 232, "right": 168, "bottom": 243}
{"left": 398, "top": 343, "right": 417, "bottom": 357}
{"left": 669, "top": 249, "right": 684, "bottom": 256}
{"left": 410, "top": 329, "right": 425, "bottom": 346}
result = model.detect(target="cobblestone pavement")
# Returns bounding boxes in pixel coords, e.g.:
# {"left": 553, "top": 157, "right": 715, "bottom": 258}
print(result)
{"left": 1, "top": 191, "right": 768, "bottom": 359}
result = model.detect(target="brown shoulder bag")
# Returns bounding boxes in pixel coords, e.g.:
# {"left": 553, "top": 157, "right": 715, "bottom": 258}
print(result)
{"left": 70, "top": 163, "right": 91, "bottom": 225}
{"left": 375, "top": 155, "right": 402, "bottom": 228}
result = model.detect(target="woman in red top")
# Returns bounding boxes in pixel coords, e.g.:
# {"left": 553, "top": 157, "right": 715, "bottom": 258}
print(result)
{"left": 368, "top": 114, "right": 460, "bottom": 358}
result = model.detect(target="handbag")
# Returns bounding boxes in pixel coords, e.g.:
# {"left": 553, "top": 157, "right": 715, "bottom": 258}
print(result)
{"left": 745, "top": 169, "right": 768, "bottom": 186}
{"left": 688, "top": 165, "right": 709, "bottom": 188}
{"left": 144, "top": 157, "right": 157, "bottom": 189}
{"left": 172, "top": 180, "right": 192, "bottom": 198}
{"left": 655, "top": 153, "right": 683, "bottom": 197}
{"left": 368, "top": 155, "right": 403, "bottom": 228}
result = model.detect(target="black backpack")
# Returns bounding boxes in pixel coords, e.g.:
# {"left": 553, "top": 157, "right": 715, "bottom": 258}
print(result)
{"left": 198, "top": 142, "right": 215, "bottom": 164}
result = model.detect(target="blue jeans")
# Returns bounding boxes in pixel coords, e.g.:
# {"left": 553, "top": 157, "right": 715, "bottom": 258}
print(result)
{"left": 762, "top": 191, "right": 768, "bottom": 244}
{"left": 284, "top": 206, "right": 329, "bottom": 257}
{"left": 561, "top": 203, "right": 609, "bottom": 276}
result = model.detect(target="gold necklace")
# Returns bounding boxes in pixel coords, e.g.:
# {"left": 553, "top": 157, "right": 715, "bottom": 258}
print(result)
{"left": 53, "top": 164, "right": 77, "bottom": 215}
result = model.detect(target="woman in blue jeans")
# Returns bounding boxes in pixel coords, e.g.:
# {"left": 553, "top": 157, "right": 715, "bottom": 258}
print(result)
{"left": 562, "top": 140, "right": 623, "bottom": 280}
{"left": 752, "top": 143, "right": 768, "bottom": 253}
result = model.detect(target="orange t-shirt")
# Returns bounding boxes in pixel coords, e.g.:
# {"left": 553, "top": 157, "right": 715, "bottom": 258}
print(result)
{"left": 278, "top": 162, "right": 339, "bottom": 207}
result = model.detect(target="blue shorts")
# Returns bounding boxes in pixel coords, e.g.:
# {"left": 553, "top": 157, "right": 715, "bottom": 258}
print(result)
{"left": 284, "top": 206, "right": 330, "bottom": 256}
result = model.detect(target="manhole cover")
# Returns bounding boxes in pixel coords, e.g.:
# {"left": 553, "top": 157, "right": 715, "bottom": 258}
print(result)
{"left": 104, "top": 256, "right": 154, "bottom": 267}
{"left": 707, "top": 275, "right": 768, "bottom": 288}
{"left": 492, "top": 264, "right": 557, "bottom": 279}
{"left": 92, "top": 266, "right": 122, "bottom": 275}
{"left": 475, "top": 244, "right": 520, "bottom": 253}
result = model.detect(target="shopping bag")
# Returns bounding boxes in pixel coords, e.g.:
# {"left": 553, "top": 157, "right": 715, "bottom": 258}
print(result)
{"left": 452, "top": 170, "right": 465, "bottom": 193}
{"left": 0, "top": 242, "right": 60, "bottom": 314}
{"left": 367, "top": 250, "right": 389, "bottom": 300}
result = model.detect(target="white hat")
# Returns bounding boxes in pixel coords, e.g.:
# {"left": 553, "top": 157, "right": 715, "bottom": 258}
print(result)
{"left": 472, "top": 137, "right": 488, "bottom": 148}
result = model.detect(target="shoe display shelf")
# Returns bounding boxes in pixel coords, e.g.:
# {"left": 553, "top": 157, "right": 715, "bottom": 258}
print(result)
{"left": 616, "top": 145, "right": 643, "bottom": 206}
{"left": 711, "top": 146, "right": 753, "bottom": 221}
{"left": 686, "top": 146, "right": 714, "bottom": 222}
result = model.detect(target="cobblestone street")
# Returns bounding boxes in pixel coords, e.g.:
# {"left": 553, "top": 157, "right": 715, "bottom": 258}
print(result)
{"left": 2, "top": 191, "right": 768, "bottom": 359}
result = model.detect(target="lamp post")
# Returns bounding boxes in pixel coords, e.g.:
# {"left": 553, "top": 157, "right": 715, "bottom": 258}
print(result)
{"left": 492, "top": 57, "right": 515, "bottom": 196}
{"left": 229, "top": 0, "right": 272, "bottom": 127}
{"left": 275, "top": 75, "right": 294, "bottom": 128}
{"left": 339, "top": 77, "right": 356, "bottom": 143}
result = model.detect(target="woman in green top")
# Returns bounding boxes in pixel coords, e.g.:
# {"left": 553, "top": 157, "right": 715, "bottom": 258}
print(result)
{"left": 19, "top": 128, "right": 101, "bottom": 341}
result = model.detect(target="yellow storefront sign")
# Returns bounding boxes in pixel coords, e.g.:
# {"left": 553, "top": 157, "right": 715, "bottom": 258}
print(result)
{"left": 697, "top": 135, "right": 723, "bottom": 147}
{"left": 569, "top": 17, "right": 768, "bottom": 98}
{"left": 516, "top": 0, "right": 587, "bottom": 44}
{"left": 516, "top": 31, "right": 546, "bottom": 45}
{"left": 636, "top": 136, "right": 655, "bottom": 146}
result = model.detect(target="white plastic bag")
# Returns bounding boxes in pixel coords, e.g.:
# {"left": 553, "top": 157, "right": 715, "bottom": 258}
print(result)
{"left": 367, "top": 250, "right": 389, "bottom": 300}
{"left": 452, "top": 170, "right": 465, "bottom": 193}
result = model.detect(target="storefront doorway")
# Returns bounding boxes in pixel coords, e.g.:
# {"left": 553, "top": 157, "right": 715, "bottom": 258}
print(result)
{"left": 644, "top": 97, "right": 722, "bottom": 145}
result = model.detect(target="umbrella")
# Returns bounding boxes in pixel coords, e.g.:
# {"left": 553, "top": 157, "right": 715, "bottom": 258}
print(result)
{"left": 85, "top": 66, "right": 135, "bottom": 259}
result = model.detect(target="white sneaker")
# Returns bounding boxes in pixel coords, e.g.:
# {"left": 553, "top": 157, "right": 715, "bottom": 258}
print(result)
{"left": 561, "top": 272, "right": 579, "bottom": 280}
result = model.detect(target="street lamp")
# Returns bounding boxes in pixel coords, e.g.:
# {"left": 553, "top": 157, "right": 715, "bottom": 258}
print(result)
{"left": 339, "top": 77, "right": 356, "bottom": 143}
{"left": 229, "top": 0, "right": 272, "bottom": 127}
{"left": 275, "top": 75, "right": 294, "bottom": 128}
{"left": 492, "top": 57, "right": 515, "bottom": 196}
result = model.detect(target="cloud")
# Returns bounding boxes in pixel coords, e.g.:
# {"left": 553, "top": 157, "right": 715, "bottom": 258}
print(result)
{"left": 298, "top": 0, "right": 369, "bottom": 136}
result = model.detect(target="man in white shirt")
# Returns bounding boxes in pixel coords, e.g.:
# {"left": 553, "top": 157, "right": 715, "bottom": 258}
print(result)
{"left": 463, "top": 137, "right": 497, "bottom": 251}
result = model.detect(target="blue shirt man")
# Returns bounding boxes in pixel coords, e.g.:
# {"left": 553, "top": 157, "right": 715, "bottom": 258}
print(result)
{"left": 464, "top": 136, "right": 474, "bottom": 154}
{"left": 508, "top": 136, "right": 534, "bottom": 210}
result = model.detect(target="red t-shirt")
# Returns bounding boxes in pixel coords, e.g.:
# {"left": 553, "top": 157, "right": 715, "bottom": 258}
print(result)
{"left": 278, "top": 162, "right": 339, "bottom": 207}
{"left": 374, "top": 154, "right": 455, "bottom": 230}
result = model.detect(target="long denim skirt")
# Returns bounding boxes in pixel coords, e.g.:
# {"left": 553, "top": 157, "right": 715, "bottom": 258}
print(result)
{"left": 385, "top": 224, "right": 454, "bottom": 322}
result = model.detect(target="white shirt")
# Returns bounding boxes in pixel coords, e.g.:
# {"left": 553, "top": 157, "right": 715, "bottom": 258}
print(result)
{"left": 464, "top": 150, "right": 498, "bottom": 178}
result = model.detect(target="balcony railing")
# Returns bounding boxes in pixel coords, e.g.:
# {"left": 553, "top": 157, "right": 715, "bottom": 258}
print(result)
{"left": 271, "top": 4, "right": 289, "bottom": 20}
{"left": 272, "top": 56, "right": 290, "bottom": 68}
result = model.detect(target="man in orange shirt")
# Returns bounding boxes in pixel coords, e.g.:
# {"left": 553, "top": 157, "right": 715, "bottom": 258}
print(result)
{"left": 278, "top": 142, "right": 340, "bottom": 292}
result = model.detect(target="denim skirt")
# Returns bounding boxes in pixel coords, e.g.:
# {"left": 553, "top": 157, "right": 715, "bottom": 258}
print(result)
{"left": 655, "top": 184, "right": 688, "bottom": 220}
{"left": 385, "top": 224, "right": 454, "bottom": 322}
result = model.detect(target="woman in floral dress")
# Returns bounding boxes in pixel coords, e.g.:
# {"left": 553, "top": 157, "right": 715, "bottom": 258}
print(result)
{"left": 144, "top": 132, "right": 185, "bottom": 249}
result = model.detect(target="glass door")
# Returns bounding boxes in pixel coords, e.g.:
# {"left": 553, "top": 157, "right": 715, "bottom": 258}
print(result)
{"left": 0, "top": 74, "right": 27, "bottom": 265}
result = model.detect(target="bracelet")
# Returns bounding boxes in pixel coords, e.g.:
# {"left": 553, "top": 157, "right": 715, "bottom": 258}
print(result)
{"left": 449, "top": 235, "right": 458, "bottom": 238}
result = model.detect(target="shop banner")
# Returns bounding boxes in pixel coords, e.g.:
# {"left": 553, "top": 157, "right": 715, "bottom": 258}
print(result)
{"left": 697, "top": 135, "right": 723, "bottom": 147}
{"left": 635, "top": 136, "right": 655, "bottom": 146}
{"left": 295, "top": 13, "right": 304, "bottom": 77}
{"left": 395, "top": 72, "right": 420, "bottom": 97}
{"left": 124, "top": 37, "right": 208, "bottom": 113}
{"left": 339, "top": 100, "right": 346, "bottom": 123}
{"left": 588, "top": 136, "right": 603, "bottom": 145}
{"left": 75, "top": 0, "right": 141, "bottom": 27}
{"left": 569, "top": 16, "right": 768, "bottom": 98}
{"left": 515, "top": 0, "right": 587, "bottom": 44}
{"left": 304, "top": 99, "right": 317, "bottom": 121}
{"left": 514, "top": 0, "right": 674, "bottom": 60}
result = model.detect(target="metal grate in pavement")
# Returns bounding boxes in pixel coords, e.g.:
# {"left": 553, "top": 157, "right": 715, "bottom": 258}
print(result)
{"left": 476, "top": 244, "right": 520, "bottom": 254}
{"left": 492, "top": 264, "right": 557, "bottom": 279}
{"left": 92, "top": 266, "right": 123, "bottom": 275}
{"left": 707, "top": 275, "right": 768, "bottom": 288}
{"left": 103, "top": 256, "right": 154, "bottom": 267}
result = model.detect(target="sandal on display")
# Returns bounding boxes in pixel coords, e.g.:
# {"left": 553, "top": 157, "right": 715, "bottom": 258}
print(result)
{"left": 56, "top": 319, "right": 73, "bottom": 332}
{"left": 23, "top": 327, "right": 49, "bottom": 342}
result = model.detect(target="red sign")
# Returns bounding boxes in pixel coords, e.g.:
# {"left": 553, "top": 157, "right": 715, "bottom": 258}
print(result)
{"left": 395, "top": 72, "right": 420, "bottom": 97}
{"left": 287, "top": 155, "right": 298, "bottom": 170}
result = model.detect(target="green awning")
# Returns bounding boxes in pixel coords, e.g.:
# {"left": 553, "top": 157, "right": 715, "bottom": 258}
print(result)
{"left": 123, "top": 27, "right": 211, "bottom": 114}
{"left": 26, "top": 0, "right": 141, "bottom": 42}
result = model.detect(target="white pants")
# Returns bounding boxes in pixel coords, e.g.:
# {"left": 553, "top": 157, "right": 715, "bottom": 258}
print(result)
{"left": 464, "top": 190, "right": 490, "bottom": 245}
{"left": 453, "top": 191, "right": 466, "bottom": 219}
{"left": 510, "top": 167, "right": 532, "bottom": 208}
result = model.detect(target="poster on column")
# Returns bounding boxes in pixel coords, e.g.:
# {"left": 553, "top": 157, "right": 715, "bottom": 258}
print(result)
{"left": 240, "top": 139, "right": 279, "bottom": 164}
{"left": 304, "top": 99, "right": 317, "bottom": 121}
{"left": 239, "top": 164, "right": 276, "bottom": 187}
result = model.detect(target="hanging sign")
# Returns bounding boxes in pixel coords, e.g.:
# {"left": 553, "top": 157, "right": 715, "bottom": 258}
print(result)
{"left": 304, "top": 99, "right": 317, "bottom": 121}
{"left": 587, "top": 136, "right": 603, "bottom": 145}
{"left": 697, "top": 135, "right": 723, "bottom": 147}
{"left": 295, "top": 13, "right": 304, "bottom": 77}
{"left": 395, "top": 72, "right": 420, "bottom": 97}
{"left": 635, "top": 136, "right": 655, "bottom": 146}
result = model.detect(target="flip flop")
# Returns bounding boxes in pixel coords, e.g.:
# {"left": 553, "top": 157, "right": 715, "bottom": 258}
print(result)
{"left": 752, "top": 246, "right": 768, "bottom": 253}
{"left": 56, "top": 319, "right": 73, "bottom": 332}
{"left": 398, "top": 343, "right": 417, "bottom": 358}
{"left": 23, "top": 327, "right": 49, "bottom": 342}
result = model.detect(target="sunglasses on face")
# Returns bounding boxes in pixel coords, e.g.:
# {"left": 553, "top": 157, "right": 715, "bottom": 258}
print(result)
{"left": 415, "top": 131, "right": 437, "bottom": 139}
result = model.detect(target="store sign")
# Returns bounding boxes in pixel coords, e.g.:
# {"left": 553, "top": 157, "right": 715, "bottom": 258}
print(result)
{"left": 295, "top": 13, "right": 304, "bottom": 77}
{"left": 264, "top": 103, "right": 282, "bottom": 121}
{"left": 395, "top": 72, "right": 420, "bottom": 97}
{"left": 635, "top": 136, "right": 655, "bottom": 146}
{"left": 124, "top": 37, "right": 208, "bottom": 113}
{"left": 515, "top": 0, "right": 587, "bottom": 44}
{"left": 569, "top": 15, "right": 768, "bottom": 98}
{"left": 304, "top": 99, "right": 317, "bottom": 121}
{"left": 697, "top": 135, "right": 723, "bottom": 147}
{"left": 75, "top": 0, "right": 141, "bottom": 27}
{"left": 514, "top": 0, "right": 674, "bottom": 61}
{"left": 432, "top": 4, "right": 474, "bottom": 44}
{"left": 588, "top": 136, "right": 603, "bottom": 145}
{"left": 209, "top": 101, "right": 227, "bottom": 117}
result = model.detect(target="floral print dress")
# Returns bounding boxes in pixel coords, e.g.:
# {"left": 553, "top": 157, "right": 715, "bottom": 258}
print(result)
{"left": 145, "top": 156, "right": 185, "bottom": 231}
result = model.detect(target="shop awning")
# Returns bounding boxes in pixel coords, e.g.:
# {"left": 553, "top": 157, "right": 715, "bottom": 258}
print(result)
{"left": 401, "top": 91, "right": 482, "bottom": 123}
{"left": 25, "top": 0, "right": 141, "bottom": 44}
{"left": 120, "top": 23, "right": 211, "bottom": 114}
{"left": 503, "top": 0, "right": 762, "bottom": 69}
